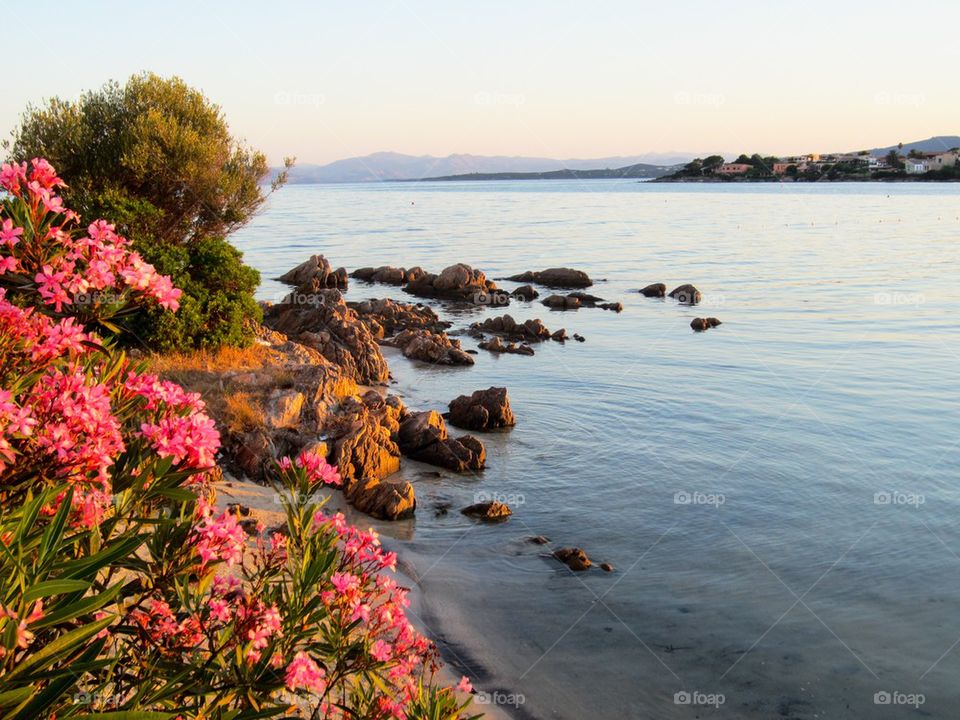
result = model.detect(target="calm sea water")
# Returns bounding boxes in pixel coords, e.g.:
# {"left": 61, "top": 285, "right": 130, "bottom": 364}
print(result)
{"left": 233, "top": 180, "right": 960, "bottom": 719}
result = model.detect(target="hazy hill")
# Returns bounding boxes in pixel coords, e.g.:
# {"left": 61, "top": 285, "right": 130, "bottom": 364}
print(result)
{"left": 283, "top": 151, "right": 696, "bottom": 183}
{"left": 419, "top": 162, "right": 680, "bottom": 181}
{"left": 868, "top": 136, "right": 960, "bottom": 156}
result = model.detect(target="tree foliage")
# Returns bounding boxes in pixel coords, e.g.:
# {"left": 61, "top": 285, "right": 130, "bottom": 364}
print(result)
{"left": 6, "top": 73, "right": 292, "bottom": 351}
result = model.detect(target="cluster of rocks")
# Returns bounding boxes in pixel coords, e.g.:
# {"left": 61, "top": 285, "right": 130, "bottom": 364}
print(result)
{"left": 469, "top": 314, "right": 568, "bottom": 356}
{"left": 383, "top": 328, "right": 475, "bottom": 366}
{"left": 542, "top": 291, "right": 622, "bottom": 312}
{"left": 347, "top": 297, "right": 449, "bottom": 338}
{"left": 277, "top": 254, "right": 348, "bottom": 290}
{"left": 405, "top": 263, "right": 510, "bottom": 305}
{"left": 352, "top": 265, "right": 427, "bottom": 286}
{"left": 636, "top": 282, "right": 702, "bottom": 305}
{"left": 636, "top": 282, "right": 724, "bottom": 330}
{"left": 397, "top": 410, "right": 486, "bottom": 473}
{"left": 505, "top": 267, "right": 593, "bottom": 288}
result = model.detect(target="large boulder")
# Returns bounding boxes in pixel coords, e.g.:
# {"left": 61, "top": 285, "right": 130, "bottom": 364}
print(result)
{"left": 384, "top": 329, "right": 475, "bottom": 366}
{"left": 263, "top": 389, "right": 305, "bottom": 429}
{"left": 264, "top": 289, "right": 390, "bottom": 385}
{"left": 346, "top": 477, "right": 416, "bottom": 520}
{"left": 506, "top": 268, "right": 592, "bottom": 288}
{"left": 405, "top": 263, "right": 510, "bottom": 305}
{"left": 448, "top": 387, "right": 515, "bottom": 431}
{"left": 277, "top": 255, "right": 348, "bottom": 289}
{"left": 326, "top": 395, "right": 402, "bottom": 487}
{"left": 668, "top": 284, "right": 702, "bottom": 305}
{"left": 542, "top": 294, "right": 581, "bottom": 310}
{"left": 397, "top": 410, "right": 486, "bottom": 473}
{"left": 347, "top": 297, "right": 449, "bottom": 338}
{"left": 352, "top": 266, "right": 427, "bottom": 286}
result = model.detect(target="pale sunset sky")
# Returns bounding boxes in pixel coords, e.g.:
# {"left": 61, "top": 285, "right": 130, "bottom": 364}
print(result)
{"left": 3, "top": 0, "right": 958, "bottom": 164}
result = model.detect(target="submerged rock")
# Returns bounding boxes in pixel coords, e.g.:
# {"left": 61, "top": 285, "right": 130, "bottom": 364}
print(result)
{"left": 668, "top": 284, "right": 702, "bottom": 305}
{"left": 385, "top": 328, "right": 475, "bottom": 366}
{"left": 527, "top": 535, "right": 551, "bottom": 545}
{"left": 405, "top": 263, "right": 510, "bottom": 305}
{"left": 478, "top": 336, "right": 536, "bottom": 356}
{"left": 599, "top": 302, "right": 623, "bottom": 312}
{"left": 638, "top": 282, "right": 666, "bottom": 298}
{"left": 506, "top": 268, "right": 593, "bottom": 288}
{"left": 461, "top": 500, "right": 512, "bottom": 520}
{"left": 542, "top": 294, "right": 581, "bottom": 310}
{"left": 511, "top": 284, "right": 540, "bottom": 301}
{"left": 553, "top": 547, "right": 592, "bottom": 571}
{"left": 690, "top": 317, "right": 722, "bottom": 332}
{"left": 277, "top": 254, "right": 348, "bottom": 289}
{"left": 447, "top": 387, "right": 516, "bottom": 431}
{"left": 470, "top": 314, "right": 554, "bottom": 342}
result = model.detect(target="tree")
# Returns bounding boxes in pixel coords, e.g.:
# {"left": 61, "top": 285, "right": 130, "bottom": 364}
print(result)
{"left": 702, "top": 155, "right": 725, "bottom": 172}
{"left": 6, "top": 73, "right": 293, "bottom": 351}
{"left": 886, "top": 150, "right": 904, "bottom": 170}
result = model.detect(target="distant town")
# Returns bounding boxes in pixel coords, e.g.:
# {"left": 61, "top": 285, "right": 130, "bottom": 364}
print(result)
{"left": 660, "top": 147, "right": 960, "bottom": 182}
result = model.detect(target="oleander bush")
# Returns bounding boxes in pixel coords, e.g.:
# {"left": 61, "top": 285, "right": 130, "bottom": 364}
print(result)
{"left": 0, "top": 160, "right": 475, "bottom": 719}
{"left": 7, "top": 73, "right": 293, "bottom": 351}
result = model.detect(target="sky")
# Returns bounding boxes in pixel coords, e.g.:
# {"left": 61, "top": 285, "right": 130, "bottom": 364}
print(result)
{"left": 3, "top": 0, "right": 958, "bottom": 165}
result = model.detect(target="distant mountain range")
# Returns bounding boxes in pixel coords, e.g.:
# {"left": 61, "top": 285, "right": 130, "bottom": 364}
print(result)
{"left": 276, "top": 138, "right": 960, "bottom": 184}
{"left": 867, "top": 136, "right": 960, "bottom": 157}
{"left": 282, "top": 151, "right": 697, "bottom": 183}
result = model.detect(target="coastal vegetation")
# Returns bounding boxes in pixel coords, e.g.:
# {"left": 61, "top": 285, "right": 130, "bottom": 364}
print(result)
{"left": 0, "top": 161, "right": 474, "bottom": 718}
{"left": 6, "top": 73, "right": 294, "bottom": 352}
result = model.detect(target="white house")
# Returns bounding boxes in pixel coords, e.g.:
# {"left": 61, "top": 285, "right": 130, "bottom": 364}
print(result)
{"left": 902, "top": 157, "right": 929, "bottom": 174}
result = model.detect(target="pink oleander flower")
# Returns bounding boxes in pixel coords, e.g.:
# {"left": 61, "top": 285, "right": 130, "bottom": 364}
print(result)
{"left": 0, "top": 219, "right": 22, "bottom": 247}
{"left": 0, "top": 256, "right": 16, "bottom": 275}
{"left": 294, "top": 449, "right": 342, "bottom": 486}
{"left": 370, "top": 639, "right": 393, "bottom": 662}
{"left": 192, "top": 504, "right": 246, "bottom": 567}
{"left": 456, "top": 676, "right": 473, "bottom": 693}
{"left": 285, "top": 651, "right": 327, "bottom": 693}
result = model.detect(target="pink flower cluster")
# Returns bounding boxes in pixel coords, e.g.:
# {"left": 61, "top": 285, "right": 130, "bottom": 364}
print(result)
{"left": 0, "top": 158, "right": 182, "bottom": 313}
{"left": 278, "top": 449, "right": 342, "bottom": 486}
{"left": 192, "top": 499, "right": 246, "bottom": 567}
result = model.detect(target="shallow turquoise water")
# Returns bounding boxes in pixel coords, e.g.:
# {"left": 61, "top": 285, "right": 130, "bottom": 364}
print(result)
{"left": 233, "top": 180, "right": 960, "bottom": 719}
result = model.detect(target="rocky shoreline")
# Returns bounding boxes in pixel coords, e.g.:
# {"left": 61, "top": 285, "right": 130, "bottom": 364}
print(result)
{"left": 160, "top": 253, "right": 723, "bottom": 564}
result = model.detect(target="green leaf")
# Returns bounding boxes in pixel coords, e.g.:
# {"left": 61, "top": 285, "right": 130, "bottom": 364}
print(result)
{"left": 23, "top": 579, "right": 91, "bottom": 603}
{"left": 0, "top": 688, "right": 33, "bottom": 710}
{"left": 32, "top": 582, "right": 123, "bottom": 629}
{"left": 81, "top": 713, "right": 177, "bottom": 720}
{"left": 5, "top": 615, "right": 113, "bottom": 680}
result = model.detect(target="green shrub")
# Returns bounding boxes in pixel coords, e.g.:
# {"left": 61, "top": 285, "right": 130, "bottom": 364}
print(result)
{"left": 6, "top": 72, "right": 292, "bottom": 351}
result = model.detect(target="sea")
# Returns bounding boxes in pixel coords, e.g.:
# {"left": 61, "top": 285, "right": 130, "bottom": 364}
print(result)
{"left": 232, "top": 179, "right": 960, "bottom": 719}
